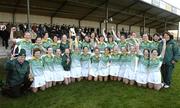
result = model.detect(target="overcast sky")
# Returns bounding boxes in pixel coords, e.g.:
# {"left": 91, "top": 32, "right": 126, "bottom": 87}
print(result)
{"left": 163, "top": 0, "right": 180, "bottom": 9}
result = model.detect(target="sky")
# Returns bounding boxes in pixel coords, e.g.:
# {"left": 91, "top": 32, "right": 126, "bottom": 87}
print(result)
{"left": 163, "top": 0, "right": 180, "bottom": 9}
{"left": 161, "top": 0, "right": 180, "bottom": 36}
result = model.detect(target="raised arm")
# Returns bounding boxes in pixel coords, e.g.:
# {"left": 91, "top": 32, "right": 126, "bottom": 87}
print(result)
{"left": 160, "top": 39, "right": 166, "bottom": 58}
{"left": 81, "top": 31, "right": 86, "bottom": 37}
{"left": 102, "top": 28, "right": 108, "bottom": 41}
{"left": 111, "top": 26, "right": 120, "bottom": 41}
{"left": 10, "top": 27, "right": 17, "bottom": 42}
{"left": 68, "top": 31, "right": 73, "bottom": 50}
{"left": 135, "top": 42, "right": 141, "bottom": 55}
{"left": 74, "top": 36, "right": 79, "bottom": 49}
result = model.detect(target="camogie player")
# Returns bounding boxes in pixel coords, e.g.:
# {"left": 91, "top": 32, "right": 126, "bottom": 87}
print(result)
{"left": 72, "top": 35, "right": 82, "bottom": 51}
{"left": 10, "top": 28, "right": 33, "bottom": 60}
{"left": 106, "top": 35, "right": 117, "bottom": 52}
{"left": 90, "top": 32, "right": 97, "bottom": 53}
{"left": 148, "top": 39, "right": 166, "bottom": 90}
{"left": 123, "top": 46, "right": 138, "bottom": 85}
{"left": 30, "top": 48, "right": 46, "bottom": 93}
{"left": 60, "top": 34, "right": 70, "bottom": 53}
{"left": 80, "top": 46, "right": 91, "bottom": 79}
{"left": 53, "top": 48, "right": 64, "bottom": 86}
{"left": 118, "top": 47, "right": 130, "bottom": 81}
{"left": 71, "top": 47, "right": 82, "bottom": 82}
{"left": 117, "top": 35, "right": 128, "bottom": 51}
{"left": 139, "top": 34, "right": 151, "bottom": 55}
{"left": 42, "top": 32, "right": 53, "bottom": 49}
{"left": 32, "top": 36, "right": 46, "bottom": 54}
{"left": 81, "top": 35, "right": 91, "bottom": 51}
{"left": 96, "top": 35, "right": 107, "bottom": 53}
{"left": 136, "top": 49, "right": 150, "bottom": 87}
{"left": 51, "top": 35, "right": 60, "bottom": 53}
{"left": 99, "top": 47, "right": 110, "bottom": 81}
{"left": 62, "top": 48, "right": 71, "bottom": 85}
{"left": 126, "top": 32, "right": 139, "bottom": 46}
{"left": 41, "top": 47, "right": 54, "bottom": 88}
{"left": 150, "top": 33, "right": 160, "bottom": 50}
{"left": 109, "top": 46, "right": 120, "bottom": 81}
{"left": 89, "top": 47, "right": 100, "bottom": 81}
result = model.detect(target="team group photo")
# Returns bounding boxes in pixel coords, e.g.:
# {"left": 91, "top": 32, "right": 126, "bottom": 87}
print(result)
{"left": 0, "top": 0, "right": 180, "bottom": 108}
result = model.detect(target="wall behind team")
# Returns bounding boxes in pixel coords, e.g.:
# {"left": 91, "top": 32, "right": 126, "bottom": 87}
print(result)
{"left": 0, "top": 12, "right": 156, "bottom": 36}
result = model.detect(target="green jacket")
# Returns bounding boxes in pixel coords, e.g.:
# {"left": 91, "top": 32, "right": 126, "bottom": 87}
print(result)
{"left": 5, "top": 59, "right": 30, "bottom": 87}
{"left": 158, "top": 39, "right": 179, "bottom": 65}
{"left": 60, "top": 42, "right": 69, "bottom": 53}
{"left": 62, "top": 54, "right": 71, "bottom": 71}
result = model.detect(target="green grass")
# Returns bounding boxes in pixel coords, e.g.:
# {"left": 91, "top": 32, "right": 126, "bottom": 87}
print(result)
{"left": 0, "top": 58, "right": 180, "bottom": 108}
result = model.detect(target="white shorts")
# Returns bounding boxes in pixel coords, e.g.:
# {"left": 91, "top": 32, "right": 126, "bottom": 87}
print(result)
{"left": 89, "top": 67, "right": 99, "bottom": 77}
{"left": 81, "top": 67, "right": 89, "bottom": 77}
{"left": 109, "top": 65, "right": 119, "bottom": 77}
{"left": 99, "top": 67, "right": 109, "bottom": 76}
{"left": 136, "top": 72, "right": 148, "bottom": 84}
{"left": 147, "top": 72, "right": 161, "bottom": 84}
{"left": 53, "top": 70, "right": 64, "bottom": 81}
{"left": 44, "top": 70, "right": 54, "bottom": 82}
{"left": 64, "top": 71, "right": 71, "bottom": 78}
{"left": 119, "top": 67, "right": 125, "bottom": 78}
{"left": 71, "top": 67, "right": 82, "bottom": 78}
{"left": 123, "top": 68, "right": 135, "bottom": 80}
{"left": 31, "top": 75, "right": 46, "bottom": 88}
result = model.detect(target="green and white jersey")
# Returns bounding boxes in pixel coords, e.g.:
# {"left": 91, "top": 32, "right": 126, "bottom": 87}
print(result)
{"left": 30, "top": 58, "right": 44, "bottom": 76}
{"left": 32, "top": 43, "right": 43, "bottom": 49}
{"left": 42, "top": 38, "right": 53, "bottom": 49}
{"left": 137, "top": 55, "right": 149, "bottom": 73}
{"left": 51, "top": 42, "right": 60, "bottom": 52}
{"left": 16, "top": 39, "right": 33, "bottom": 57}
{"left": 138, "top": 55, "right": 149, "bottom": 67}
{"left": 118, "top": 41, "right": 128, "bottom": 49}
{"left": 129, "top": 54, "right": 138, "bottom": 61}
{"left": 80, "top": 53, "right": 91, "bottom": 68}
{"left": 97, "top": 42, "right": 107, "bottom": 53}
{"left": 150, "top": 41, "right": 159, "bottom": 51}
{"left": 120, "top": 54, "right": 132, "bottom": 63}
{"left": 32, "top": 43, "right": 46, "bottom": 53}
{"left": 71, "top": 52, "right": 81, "bottom": 68}
{"left": 107, "top": 41, "right": 117, "bottom": 50}
{"left": 81, "top": 53, "right": 91, "bottom": 61}
{"left": 139, "top": 40, "right": 151, "bottom": 53}
{"left": 149, "top": 56, "right": 163, "bottom": 72}
{"left": 91, "top": 55, "right": 100, "bottom": 63}
{"left": 91, "top": 54, "right": 100, "bottom": 69}
{"left": 41, "top": 54, "right": 54, "bottom": 71}
{"left": 53, "top": 55, "right": 62, "bottom": 66}
{"left": 81, "top": 41, "right": 91, "bottom": 49}
{"left": 99, "top": 54, "right": 110, "bottom": 69}
{"left": 129, "top": 54, "right": 139, "bottom": 70}
{"left": 110, "top": 53, "right": 121, "bottom": 65}
{"left": 100, "top": 54, "right": 110, "bottom": 64}
{"left": 126, "top": 38, "right": 139, "bottom": 46}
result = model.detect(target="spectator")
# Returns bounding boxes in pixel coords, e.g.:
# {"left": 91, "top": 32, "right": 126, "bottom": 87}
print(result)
{"left": 159, "top": 32, "right": 180, "bottom": 88}
{"left": 2, "top": 49, "right": 33, "bottom": 98}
